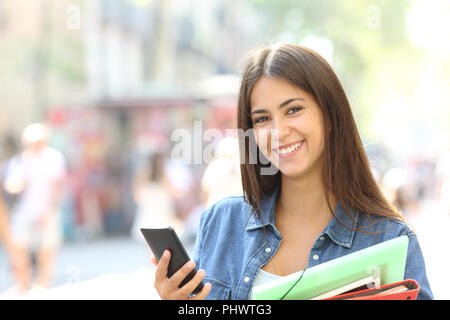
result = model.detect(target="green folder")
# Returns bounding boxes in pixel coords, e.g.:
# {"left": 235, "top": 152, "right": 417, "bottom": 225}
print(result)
{"left": 251, "top": 235, "right": 409, "bottom": 300}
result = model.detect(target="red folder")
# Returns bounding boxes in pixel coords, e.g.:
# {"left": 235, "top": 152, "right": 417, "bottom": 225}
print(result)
{"left": 324, "top": 279, "right": 420, "bottom": 300}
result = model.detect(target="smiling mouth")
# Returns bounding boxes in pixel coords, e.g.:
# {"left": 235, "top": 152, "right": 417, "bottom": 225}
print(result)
{"left": 273, "top": 140, "right": 304, "bottom": 156}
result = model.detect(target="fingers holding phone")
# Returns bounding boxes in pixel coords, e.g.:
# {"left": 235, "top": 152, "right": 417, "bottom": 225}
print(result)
{"left": 142, "top": 227, "right": 211, "bottom": 300}
{"left": 153, "top": 250, "right": 211, "bottom": 300}
{"left": 187, "top": 273, "right": 212, "bottom": 300}
{"left": 150, "top": 255, "right": 157, "bottom": 266}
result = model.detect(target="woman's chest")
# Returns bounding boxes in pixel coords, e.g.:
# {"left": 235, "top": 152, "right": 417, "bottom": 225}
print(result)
{"left": 262, "top": 234, "right": 315, "bottom": 275}
{"left": 262, "top": 219, "right": 327, "bottom": 275}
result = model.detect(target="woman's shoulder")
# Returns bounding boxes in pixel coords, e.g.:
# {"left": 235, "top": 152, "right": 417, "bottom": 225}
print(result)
{"left": 356, "top": 211, "right": 417, "bottom": 240}
{"left": 345, "top": 211, "right": 421, "bottom": 258}
{"left": 199, "top": 195, "right": 253, "bottom": 230}
{"left": 203, "top": 195, "right": 253, "bottom": 218}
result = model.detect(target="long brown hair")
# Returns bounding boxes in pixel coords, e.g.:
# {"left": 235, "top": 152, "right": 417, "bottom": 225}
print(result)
{"left": 237, "top": 43, "right": 404, "bottom": 225}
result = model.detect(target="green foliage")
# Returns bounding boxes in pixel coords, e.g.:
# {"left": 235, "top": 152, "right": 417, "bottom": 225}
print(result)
{"left": 248, "top": 0, "right": 423, "bottom": 140}
{"left": 47, "top": 35, "right": 85, "bottom": 83}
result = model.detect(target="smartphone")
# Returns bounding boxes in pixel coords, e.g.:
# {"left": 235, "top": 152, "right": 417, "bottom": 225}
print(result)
{"left": 140, "top": 227, "right": 204, "bottom": 295}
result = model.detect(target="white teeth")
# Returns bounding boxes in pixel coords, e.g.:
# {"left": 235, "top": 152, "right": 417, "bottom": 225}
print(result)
{"left": 278, "top": 141, "right": 302, "bottom": 155}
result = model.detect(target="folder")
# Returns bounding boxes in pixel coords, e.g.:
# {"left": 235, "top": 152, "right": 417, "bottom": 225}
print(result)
{"left": 251, "top": 236, "right": 409, "bottom": 300}
{"left": 324, "top": 279, "right": 420, "bottom": 300}
{"left": 309, "top": 275, "right": 379, "bottom": 300}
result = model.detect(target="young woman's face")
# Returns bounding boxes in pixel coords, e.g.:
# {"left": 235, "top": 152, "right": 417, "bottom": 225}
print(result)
{"left": 249, "top": 76, "right": 326, "bottom": 179}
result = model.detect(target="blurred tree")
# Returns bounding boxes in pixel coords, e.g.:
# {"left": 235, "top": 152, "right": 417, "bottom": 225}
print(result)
{"left": 248, "top": 0, "right": 422, "bottom": 143}
{"left": 1, "top": 0, "right": 447, "bottom": 158}
{"left": 0, "top": 0, "right": 85, "bottom": 128}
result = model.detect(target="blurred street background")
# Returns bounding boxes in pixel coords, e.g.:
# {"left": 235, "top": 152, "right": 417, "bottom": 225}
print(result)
{"left": 1, "top": 0, "right": 450, "bottom": 299}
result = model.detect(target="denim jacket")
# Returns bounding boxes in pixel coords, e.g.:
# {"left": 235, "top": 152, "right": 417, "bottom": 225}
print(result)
{"left": 194, "top": 184, "right": 433, "bottom": 300}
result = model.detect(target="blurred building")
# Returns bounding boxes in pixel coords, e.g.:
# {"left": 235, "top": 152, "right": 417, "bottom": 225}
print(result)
{"left": 0, "top": 0, "right": 262, "bottom": 239}
{"left": 0, "top": 0, "right": 260, "bottom": 137}
{"left": 85, "top": 0, "right": 257, "bottom": 101}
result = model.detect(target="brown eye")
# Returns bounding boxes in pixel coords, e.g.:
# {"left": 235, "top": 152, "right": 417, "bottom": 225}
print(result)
{"left": 253, "top": 116, "right": 269, "bottom": 124}
{"left": 287, "top": 106, "right": 303, "bottom": 114}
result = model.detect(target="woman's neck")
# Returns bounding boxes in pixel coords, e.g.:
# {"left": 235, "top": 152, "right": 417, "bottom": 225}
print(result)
{"left": 276, "top": 170, "right": 337, "bottom": 224}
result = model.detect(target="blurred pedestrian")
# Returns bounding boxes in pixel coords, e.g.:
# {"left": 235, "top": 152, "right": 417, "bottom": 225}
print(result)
{"left": 180, "top": 137, "right": 244, "bottom": 253}
{"left": 164, "top": 158, "right": 197, "bottom": 220}
{"left": 436, "top": 151, "right": 450, "bottom": 215}
{"left": 201, "top": 137, "right": 243, "bottom": 208}
{"left": 381, "top": 167, "right": 408, "bottom": 211}
{"left": 3, "top": 123, "right": 67, "bottom": 293}
{"left": 0, "top": 171, "right": 17, "bottom": 267}
{"left": 130, "top": 152, "right": 180, "bottom": 242}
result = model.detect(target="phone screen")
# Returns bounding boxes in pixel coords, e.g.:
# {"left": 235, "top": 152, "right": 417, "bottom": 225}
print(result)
{"left": 141, "top": 227, "right": 204, "bottom": 294}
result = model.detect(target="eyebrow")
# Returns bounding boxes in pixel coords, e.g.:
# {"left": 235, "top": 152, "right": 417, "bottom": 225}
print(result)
{"left": 250, "top": 97, "right": 306, "bottom": 115}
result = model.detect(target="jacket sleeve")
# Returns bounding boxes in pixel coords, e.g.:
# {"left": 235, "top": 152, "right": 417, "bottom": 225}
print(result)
{"left": 193, "top": 207, "right": 211, "bottom": 269}
{"left": 403, "top": 231, "right": 434, "bottom": 300}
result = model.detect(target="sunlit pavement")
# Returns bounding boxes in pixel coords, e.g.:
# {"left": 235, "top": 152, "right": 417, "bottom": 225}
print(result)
{"left": 405, "top": 200, "right": 450, "bottom": 300}
{"left": 0, "top": 269, "right": 160, "bottom": 300}
{"left": 0, "top": 236, "right": 161, "bottom": 300}
{"left": 1, "top": 200, "right": 449, "bottom": 300}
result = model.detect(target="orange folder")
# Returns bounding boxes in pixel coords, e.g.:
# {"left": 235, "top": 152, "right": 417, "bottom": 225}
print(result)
{"left": 324, "top": 279, "right": 420, "bottom": 300}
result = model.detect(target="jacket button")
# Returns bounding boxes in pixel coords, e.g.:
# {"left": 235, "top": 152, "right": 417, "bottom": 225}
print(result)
{"left": 244, "top": 277, "right": 250, "bottom": 283}
{"left": 265, "top": 247, "right": 271, "bottom": 253}
{"left": 313, "top": 254, "right": 319, "bottom": 261}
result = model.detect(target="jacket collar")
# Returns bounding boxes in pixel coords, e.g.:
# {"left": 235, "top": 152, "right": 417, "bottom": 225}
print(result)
{"left": 245, "top": 183, "right": 358, "bottom": 248}
{"left": 245, "top": 182, "right": 281, "bottom": 236}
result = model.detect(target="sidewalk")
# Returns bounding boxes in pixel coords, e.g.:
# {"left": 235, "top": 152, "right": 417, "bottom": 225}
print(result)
{"left": 405, "top": 200, "right": 450, "bottom": 300}
{"left": 0, "top": 236, "right": 161, "bottom": 299}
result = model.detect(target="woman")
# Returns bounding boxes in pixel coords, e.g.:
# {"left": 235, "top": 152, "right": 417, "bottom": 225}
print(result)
{"left": 152, "top": 43, "right": 433, "bottom": 300}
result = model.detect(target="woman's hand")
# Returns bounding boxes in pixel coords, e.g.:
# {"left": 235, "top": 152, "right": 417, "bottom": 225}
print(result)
{"left": 151, "top": 250, "right": 212, "bottom": 300}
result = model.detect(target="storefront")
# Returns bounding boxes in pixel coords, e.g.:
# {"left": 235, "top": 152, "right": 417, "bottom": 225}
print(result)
{"left": 46, "top": 93, "right": 237, "bottom": 240}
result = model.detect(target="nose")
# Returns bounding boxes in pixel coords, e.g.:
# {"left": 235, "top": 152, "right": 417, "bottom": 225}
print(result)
{"left": 272, "top": 117, "right": 291, "bottom": 145}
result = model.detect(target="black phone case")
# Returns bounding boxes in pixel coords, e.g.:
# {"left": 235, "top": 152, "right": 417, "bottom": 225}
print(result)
{"left": 140, "top": 227, "right": 204, "bottom": 294}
